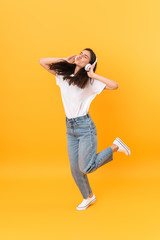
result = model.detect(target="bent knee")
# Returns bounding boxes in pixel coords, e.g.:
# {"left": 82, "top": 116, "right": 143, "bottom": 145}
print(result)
{"left": 79, "top": 165, "right": 92, "bottom": 174}
{"left": 79, "top": 168, "right": 87, "bottom": 174}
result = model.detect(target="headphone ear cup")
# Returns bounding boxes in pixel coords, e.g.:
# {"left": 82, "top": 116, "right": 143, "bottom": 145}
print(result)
{"left": 85, "top": 64, "right": 91, "bottom": 71}
{"left": 85, "top": 57, "right": 97, "bottom": 71}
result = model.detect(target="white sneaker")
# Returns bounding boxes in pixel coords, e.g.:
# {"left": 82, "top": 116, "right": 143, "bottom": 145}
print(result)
{"left": 113, "top": 137, "right": 131, "bottom": 156}
{"left": 76, "top": 194, "right": 96, "bottom": 210}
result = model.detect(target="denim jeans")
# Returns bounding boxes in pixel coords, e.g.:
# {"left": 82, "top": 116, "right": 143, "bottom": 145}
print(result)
{"left": 65, "top": 112, "right": 113, "bottom": 199}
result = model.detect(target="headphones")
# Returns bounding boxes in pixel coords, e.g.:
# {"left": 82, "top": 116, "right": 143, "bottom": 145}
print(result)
{"left": 75, "top": 56, "right": 97, "bottom": 72}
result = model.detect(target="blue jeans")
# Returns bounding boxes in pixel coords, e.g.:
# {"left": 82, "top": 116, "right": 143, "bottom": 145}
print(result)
{"left": 65, "top": 112, "right": 113, "bottom": 199}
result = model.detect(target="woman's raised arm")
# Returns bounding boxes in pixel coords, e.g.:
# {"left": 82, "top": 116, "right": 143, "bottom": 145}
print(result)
{"left": 39, "top": 57, "right": 65, "bottom": 75}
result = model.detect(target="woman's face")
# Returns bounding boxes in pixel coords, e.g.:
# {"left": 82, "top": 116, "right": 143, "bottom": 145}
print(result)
{"left": 75, "top": 50, "right": 91, "bottom": 68}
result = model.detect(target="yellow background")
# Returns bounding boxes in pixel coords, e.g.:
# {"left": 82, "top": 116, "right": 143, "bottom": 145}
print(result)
{"left": 1, "top": 0, "right": 160, "bottom": 239}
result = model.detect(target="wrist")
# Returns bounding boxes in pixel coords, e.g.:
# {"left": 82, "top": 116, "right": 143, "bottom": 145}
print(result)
{"left": 92, "top": 73, "right": 97, "bottom": 79}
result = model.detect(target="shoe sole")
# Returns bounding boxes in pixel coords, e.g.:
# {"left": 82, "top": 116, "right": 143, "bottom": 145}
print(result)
{"left": 76, "top": 198, "right": 96, "bottom": 210}
{"left": 115, "top": 137, "right": 131, "bottom": 156}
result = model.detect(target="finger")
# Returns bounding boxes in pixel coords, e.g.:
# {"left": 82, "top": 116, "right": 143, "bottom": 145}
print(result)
{"left": 68, "top": 55, "right": 75, "bottom": 59}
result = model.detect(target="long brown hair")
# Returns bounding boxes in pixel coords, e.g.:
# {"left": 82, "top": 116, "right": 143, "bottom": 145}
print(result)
{"left": 49, "top": 48, "right": 97, "bottom": 89}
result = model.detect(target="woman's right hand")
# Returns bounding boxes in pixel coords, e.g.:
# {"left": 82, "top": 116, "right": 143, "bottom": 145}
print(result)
{"left": 64, "top": 55, "right": 77, "bottom": 64}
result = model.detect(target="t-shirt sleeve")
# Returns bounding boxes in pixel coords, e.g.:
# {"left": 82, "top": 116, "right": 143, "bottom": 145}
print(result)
{"left": 90, "top": 79, "right": 106, "bottom": 95}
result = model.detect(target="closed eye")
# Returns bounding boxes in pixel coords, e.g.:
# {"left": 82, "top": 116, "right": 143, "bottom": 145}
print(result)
{"left": 80, "top": 52, "right": 88, "bottom": 58}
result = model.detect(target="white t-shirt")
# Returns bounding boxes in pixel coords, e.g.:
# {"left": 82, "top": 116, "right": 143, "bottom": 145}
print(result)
{"left": 55, "top": 73, "right": 106, "bottom": 118}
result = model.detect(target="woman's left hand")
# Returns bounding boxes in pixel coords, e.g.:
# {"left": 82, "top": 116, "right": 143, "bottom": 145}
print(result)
{"left": 87, "top": 64, "right": 96, "bottom": 78}
{"left": 65, "top": 55, "right": 77, "bottom": 64}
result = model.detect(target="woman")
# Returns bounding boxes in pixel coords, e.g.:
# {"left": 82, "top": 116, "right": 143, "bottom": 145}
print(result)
{"left": 39, "top": 48, "right": 131, "bottom": 211}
